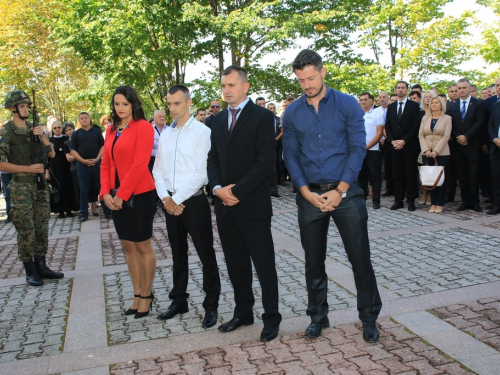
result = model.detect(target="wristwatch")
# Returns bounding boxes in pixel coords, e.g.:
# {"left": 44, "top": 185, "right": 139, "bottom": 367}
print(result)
{"left": 335, "top": 188, "right": 347, "bottom": 199}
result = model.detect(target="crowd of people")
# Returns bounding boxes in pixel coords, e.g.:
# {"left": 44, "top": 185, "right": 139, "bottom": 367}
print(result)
{"left": 1, "top": 48, "right": 500, "bottom": 347}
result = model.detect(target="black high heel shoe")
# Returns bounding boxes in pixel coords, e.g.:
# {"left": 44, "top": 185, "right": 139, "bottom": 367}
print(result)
{"left": 134, "top": 292, "right": 154, "bottom": 319}
{"left": 124, "top": 294, "right": 141, "bottom": 315}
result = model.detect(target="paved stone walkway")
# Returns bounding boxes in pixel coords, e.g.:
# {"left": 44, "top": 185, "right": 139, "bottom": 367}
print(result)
{"left": 1, "top": 183, "right": 500, "bottom": 374}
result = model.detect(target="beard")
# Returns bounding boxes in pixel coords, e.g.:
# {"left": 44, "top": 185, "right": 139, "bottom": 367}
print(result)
{"left": 304, "top": 82, "right": 325, "bottom": 99}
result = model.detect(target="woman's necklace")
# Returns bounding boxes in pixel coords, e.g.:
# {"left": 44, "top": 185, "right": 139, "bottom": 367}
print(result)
{"left": 116, "top": 122, "right": 129, "bottom": 137}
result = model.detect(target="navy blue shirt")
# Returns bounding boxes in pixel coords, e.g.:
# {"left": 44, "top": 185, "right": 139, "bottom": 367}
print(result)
{"left": 282, "top": 86, "right": 366, "bottom": 188}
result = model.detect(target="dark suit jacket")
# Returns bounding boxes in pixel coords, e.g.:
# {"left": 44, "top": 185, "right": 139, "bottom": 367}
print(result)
{"left": 446, "top": 97, "right": 485, "bottom": 148}
{"left": 488, "top": 101, "right": 500, "bottom": 154}
{"left": 207, "top": 99, "right": 275, "bottom": 219}
{"left": 204, "top": 115, "right": 214, "bottom": 129}
{"left": 385, "top": 98, "right": 421, "bottom": 151}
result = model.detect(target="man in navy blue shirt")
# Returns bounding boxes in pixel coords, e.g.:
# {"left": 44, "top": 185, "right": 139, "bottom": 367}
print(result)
{"left": 282, "top": 50, "right": 382, "bottom": 343}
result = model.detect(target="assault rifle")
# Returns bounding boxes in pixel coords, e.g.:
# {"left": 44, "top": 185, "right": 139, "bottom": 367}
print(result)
{"left": 31, "top": 90, "right": 47, "bottom": 190}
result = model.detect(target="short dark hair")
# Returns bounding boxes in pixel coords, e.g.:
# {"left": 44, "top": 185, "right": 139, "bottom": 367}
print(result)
{"left": 359, "top": 92, "right": 374, "bottom": 100}
{"left": 256, "top": 97, "right": 266, "bottom": 102}
{"left": 395, "top": 81, "right": 409, "bottom": 89}
{"left": 292, "top": 49, "right": 323, "bottom": 72}
{"left": 438, "top": 94, "right": 447, "bottom": 99}
{"left": 168, "top": 85, "right": 191, "bottom": 100}
{"left": 412, "top": 84, "right": 423, "bottom": 91}
{"left": 110, "top": 85, "right": 145, "bottom": 129}
{"left": 196, "top": 108, "right": 206, "bottom": 115}
{"left": 457, "top": 78, "right": 470, "bottom": 85}
{"left": 267, "top": 103, "right": 275, "bottom": 108}
{"left": 63, "top": 121, "right": 75, "bottom": 130}
{"left": 409, "top": 91, "right": 422, "bottom": 98}
{"left": 222, "top": 65, "right": 248, "bottom": 83}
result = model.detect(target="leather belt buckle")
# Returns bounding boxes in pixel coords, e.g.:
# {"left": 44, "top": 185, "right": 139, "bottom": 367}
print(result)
{"left": 309, "top": 182, "right": 338, "bottom": 191}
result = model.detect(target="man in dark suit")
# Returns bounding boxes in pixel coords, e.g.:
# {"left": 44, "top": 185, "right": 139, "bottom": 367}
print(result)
{"left": 207, "top": 65, "right": 282, "bottom": 342}
{"left": 487, "top": 101, "right": 500, "bottom": 215}
{"left": 204, "top": 99, "right": 221, "bottom": 129}
{"left": 446, "top": 78, "right": 485, "bottom": 212}
{"left": 385, "top": 81, "right": 421, "bottom": 211}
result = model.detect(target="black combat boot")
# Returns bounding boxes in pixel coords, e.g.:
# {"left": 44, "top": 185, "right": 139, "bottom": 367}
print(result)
{"left": 23, "top": 260, "right": 44, "bottom": 286}
{"left": 34, "top": 256, "right": 64, "bottom": 279}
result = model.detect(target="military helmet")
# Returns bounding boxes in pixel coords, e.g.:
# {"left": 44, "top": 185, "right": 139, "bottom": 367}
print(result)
{"left": 4, "top": 90, "right": 32, "bottom": 109}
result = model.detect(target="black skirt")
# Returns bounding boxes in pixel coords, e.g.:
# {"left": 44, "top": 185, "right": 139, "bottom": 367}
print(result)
{"left": 112, "top": 189, "right": 156, "bottom": 242}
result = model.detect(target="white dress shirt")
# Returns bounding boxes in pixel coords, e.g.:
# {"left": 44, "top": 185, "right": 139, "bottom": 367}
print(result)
{"left": 152, "top": 122, "right": 167, "bottom": 157}
{"left": 153, "top": 116, "right": 211, "bottom": 205}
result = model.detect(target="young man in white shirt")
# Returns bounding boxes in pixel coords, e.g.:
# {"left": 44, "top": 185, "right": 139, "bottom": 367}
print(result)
{"left": 153, "top": 85, "right": 221, "bottom": 329}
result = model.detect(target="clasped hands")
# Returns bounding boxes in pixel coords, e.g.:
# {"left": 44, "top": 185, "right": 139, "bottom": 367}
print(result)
{"left": 303, "top": 189, "right": 341, "bottom": 212}
{"left": 103, "top": 194, "right": 123, "bottom": 210}
{"left": 163, "top": 196, "right": 185, "bottom": 216}
{"left": 215, "top": 184, "right": 239, "bottom": 206}
{"left": 425, "top": 150, "right": 438, "bottom": 159}
{"left": 456, "top": 135, "right": 468, "bottom": 146}
{"left": 391, "top": 140, "right": 406, "bottom": 150}
{"left": 84, "top": 158, "right": 98, "bottom": 167}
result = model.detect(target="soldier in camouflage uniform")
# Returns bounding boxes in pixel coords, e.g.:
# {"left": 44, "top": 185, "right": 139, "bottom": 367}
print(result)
{"left": 0, "top": 90, "right": 64, "bottom": 286}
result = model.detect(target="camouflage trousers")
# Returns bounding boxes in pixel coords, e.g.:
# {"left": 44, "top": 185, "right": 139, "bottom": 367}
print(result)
{"left": 9, "top": 181, "right": 50, "bottom": 262}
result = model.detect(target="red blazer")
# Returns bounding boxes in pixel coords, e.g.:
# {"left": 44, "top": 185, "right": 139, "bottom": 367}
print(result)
{"left": 100, "top": 119, "right": 155, "bottom": 200}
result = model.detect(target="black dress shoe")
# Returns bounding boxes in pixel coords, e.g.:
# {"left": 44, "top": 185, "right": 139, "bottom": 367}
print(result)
{"left": 157, "top": 304, "right": 188, "bottom": 320}
{"left": 390, "top": 201, "right": 404, "bottom": 210}
{"left": 486, "top": 204, "right": 494, "bottom": 210}
{"left": 218, "top": 316, "right": 254, "bottom": 332}
{"left": 473, "top": 204, "right": 483, "bottom": 213}
{"left": 80, "top": 216, "right": 88, "bottom": 223}
{"left": 456, "top": 204, "right": 467, "bottom": 211}
{"left": 407, "top": 202, "right": 416, "bottom": 211}
{"left": 382, "top": 191, "right": 393, "bottom": 197}
{"left": 202, "top": 310, "right": 218, "bottom": 328}
{"left": 372, "top": 202, "right": 381, "bottom": 209}
{"left": 260, "top": 325, "right": 279, "bottom": 342}
{"left": 271, "top": 193, "right": 282, "bottom": 198}
{"left": 484, "top": 197, "right": 493, "bottom": 203}
{"left": 487, "top": 206, "right": 500, "bottom": 215}
{"left": 304, "top": 317, "right": 330, "bottom": 338}
{"left": 362, "top": 321, "right": 379, "bottom": 343}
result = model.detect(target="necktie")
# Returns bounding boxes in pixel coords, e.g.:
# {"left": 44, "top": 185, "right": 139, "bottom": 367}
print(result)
{"left": 229, "top": 108, "right": 241, "bottom": 134}
{"left": 461, "top": 101, "right": 466, "bottom": 120}
{"left": 397, "top": 101, "right": 403, "bottom": 121}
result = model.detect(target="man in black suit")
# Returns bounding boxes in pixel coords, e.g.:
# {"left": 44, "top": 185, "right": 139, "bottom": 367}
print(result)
{"left": 487, "top": 101, "right": 500, "bottom": 215}
{"left": 204, "top": 99, "right": 221, "bottom": 129}
{"left": 385, "top": 81, "right": 421, "bottom": 211}
{"left": 446, "top": 78, "right": 485, "bottom": 212}
{"left": 207, "top": 65, "right": 282, "bottom": 342}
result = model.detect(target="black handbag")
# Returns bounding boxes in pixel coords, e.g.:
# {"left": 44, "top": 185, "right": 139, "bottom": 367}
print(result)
{"left": 110, "top": 188, "right": 134, "bottom": 209}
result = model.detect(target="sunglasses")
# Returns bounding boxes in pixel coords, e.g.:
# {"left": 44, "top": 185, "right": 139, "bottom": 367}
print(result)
{"left": 211, "top": 105, "right": 221, "bottom": 108}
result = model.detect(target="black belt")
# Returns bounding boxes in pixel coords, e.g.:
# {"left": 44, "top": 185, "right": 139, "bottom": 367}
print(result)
{"left": 309, "top": 183, "right": 338, "bottom": 191}
{"left": 12, "top": 174, "right": 37, "bottom": 183}
{"left": 168, "top": 189, "right": 204, "bottom": 197}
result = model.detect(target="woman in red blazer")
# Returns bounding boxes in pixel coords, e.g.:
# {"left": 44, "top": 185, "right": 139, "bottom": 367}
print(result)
{"left": 100, "top": 85, "right": 157, "bottom": 318}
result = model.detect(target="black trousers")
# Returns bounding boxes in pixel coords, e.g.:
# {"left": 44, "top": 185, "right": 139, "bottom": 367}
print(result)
{"left": 381, "top": 143, "right": 393, "bottom": 193}
{"left": 276, "top": 145, "right": 284, "bottom": 184}
{"left": 165, "top": 194, "right": 220, "bottom": 311}
{"left": 358, "top": 150, "right": 383, "bottom": 204}
{"left": 422, "top": 155, "right": 450, "bottom": 206}
{"left": 452, "top": 145, "right": 480, "bottom": 206}
{"left": 216, "top": 211, "right": 282, "bottom": 326}
{"left": 490, "top": 149, "right": 500, "bottom": 207}
{"left": 391, "top": 147, "right": 420, "bottom": 202}
{"left": 480, "top": 149, "right": 492, "bottom": 198}
{"left": 296, "top": 183, "right": 382, "bottom": 323}
{"left": 446, "top": 146, "right": 457, "bottom": 201}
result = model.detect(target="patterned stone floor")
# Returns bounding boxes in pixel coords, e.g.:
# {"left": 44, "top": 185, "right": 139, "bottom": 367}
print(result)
{"left": 327, "top": 227, "right": 500, "bottom": 297}
{"left": 110, "top": 317, "right": 474, "bottom": 375}
{"left": 0, "top": 237, "right": 78, "bottom": 279}
{"left": 0, "top": 278, "right": 72, "bottom": 363}
{"left": 103, "top": 250, "right": 356, "bottom": 346}
{"left": 430, "top": 297, "right": 500, "bottom": 352}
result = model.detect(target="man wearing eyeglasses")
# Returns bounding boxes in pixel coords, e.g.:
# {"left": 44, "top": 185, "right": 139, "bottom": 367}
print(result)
{"left": 204, "top": 100, "right": 222, "bottom": 129}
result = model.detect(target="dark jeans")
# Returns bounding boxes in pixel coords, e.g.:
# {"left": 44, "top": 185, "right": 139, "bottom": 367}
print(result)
{"left": 358, "top": 150, "right": 383, "bottom": 204}
{"left": 76, "top": 161, "right": 110, "bottom": 217}
{"left": 296, "top": 182, "right": 382, "bottom": 322}
{"left": 422, "top": 155, "right": 450, "bottom": 206}
{"left": 1, "top": 173, "right": 12, "bottom": 218}
{"left": 165, "top": 194, "right": 220, "bottom": 310}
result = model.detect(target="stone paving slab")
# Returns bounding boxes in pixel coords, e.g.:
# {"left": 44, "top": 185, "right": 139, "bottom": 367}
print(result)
{"left": 0, "top": 278, "right": 72, "bottom": 363}
{"left": 0, "top": 215, "right": 81, "bottom": 243}
{"left": 327, "top": 228, "right": 500, "bottom": 298}
{"left": 0, "top": 237, "right": 78, "bottom": 279}
{"left": 430, "top": 297, "right": 500, "bottom": 353}
{"left": 273, "top": 207, "right": 439, "bottom": 241}
{"left": 109, "top": 317, "right": 474, "bottom": 374}
{"left": 102, "top": 225, "right": 223, "bottom": 267}
{"left": 481, "top": 220, "right": 500, "bottom": 231}
{"left": 103, "top": 250, "right": 356, "bottom": 346}
{"left": 415, "top": 199, "right": 489, "bottom": 220}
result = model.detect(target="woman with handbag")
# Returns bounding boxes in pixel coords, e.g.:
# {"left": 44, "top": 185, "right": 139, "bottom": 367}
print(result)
{"left": 100, "top": 85, "right": 157, "bottom": 318}
{"left": 418, "top": 95, "right": 452, "bottom": 213}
